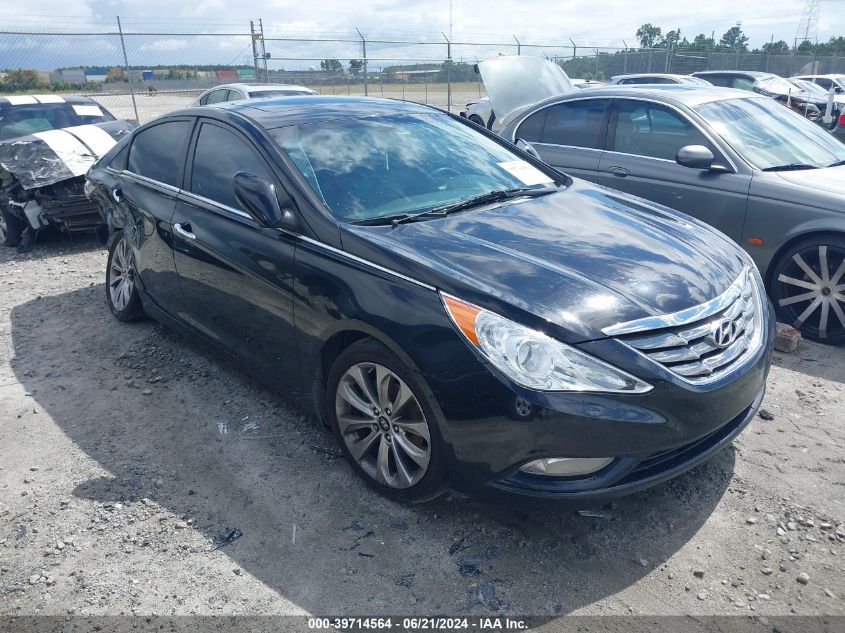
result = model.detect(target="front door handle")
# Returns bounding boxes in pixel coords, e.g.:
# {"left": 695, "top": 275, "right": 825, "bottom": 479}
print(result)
{"left": 173, "top": 222, "right": 196, "bottom": 240}
{"left": 111, "top": 187, "right": 123, "bottom": 203}
{"left": 607, "top": 166, "right": 630, "bottom": 178}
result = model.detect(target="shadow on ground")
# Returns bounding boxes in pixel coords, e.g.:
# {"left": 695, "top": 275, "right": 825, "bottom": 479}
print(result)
{"left": 9, "top": 285, "right": 737, "bottom": 615}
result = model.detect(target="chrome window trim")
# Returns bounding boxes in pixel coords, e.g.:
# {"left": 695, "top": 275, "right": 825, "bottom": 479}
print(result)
{"left": 602, "top": 267, "right": 750, "bottom": 336}
{"left": 513, "top": 94, "right": 739, "bottom": 173}
{"left": 177, "top": 191, "right": 436, "bottom": 292}
{"left": 120, "top": 170, "right": 180, "bottom": 196}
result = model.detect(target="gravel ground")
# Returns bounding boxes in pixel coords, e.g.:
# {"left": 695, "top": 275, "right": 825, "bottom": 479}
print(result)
{"left": 0, "top": 235, "right": 843, "bottom": 619}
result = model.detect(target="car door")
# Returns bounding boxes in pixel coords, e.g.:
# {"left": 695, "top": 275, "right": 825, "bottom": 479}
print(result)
{"left": 597, "top": 99, "right": 751, "bottom": 242}
{"left": 171, "top": 119, "right": 300, "bottom": 389}
{"left": 116, "top": 118, "right": 193, "bottom": 313}
{"left": 514, "top": 98, "right": 611, "bottom": 183}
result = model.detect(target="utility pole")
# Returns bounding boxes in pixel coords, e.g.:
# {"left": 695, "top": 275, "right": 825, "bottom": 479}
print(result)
{"left": 116, "top": 17, "right": 139, "bottom": 123}
{"left": 356, "top": 28, "right": 368, "bottom": 96}
{"left": 259, "top": 19, "right": 268, "bottom": 81}
{"left": 250, "top": 21, "right": 260, "bottom": 81}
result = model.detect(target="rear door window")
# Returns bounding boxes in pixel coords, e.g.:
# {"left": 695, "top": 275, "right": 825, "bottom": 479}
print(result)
{"left": 189, "top": 122, "right": 272, "bottom": 210}
{"left": 611, "top": 100, "right": 710, "bottom": 161}
{"left": 127, "top": 120, "right": 192, "bottom": 187}
{"left": 538, "top": 99, "right": 609, "bottom": 149}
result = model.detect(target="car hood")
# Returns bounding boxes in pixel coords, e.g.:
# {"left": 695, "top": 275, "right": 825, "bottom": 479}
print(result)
{"left": 0, "top": 120, "right": 135, "bottom": 190}
{"left": 772, "top": 164, "right": 845, "bottom": 196}
{"left": 341, "top": 180, "right": 745, "bottom": 343}
{"left": 477, "top": 56, "right": 573, "bottom": 122}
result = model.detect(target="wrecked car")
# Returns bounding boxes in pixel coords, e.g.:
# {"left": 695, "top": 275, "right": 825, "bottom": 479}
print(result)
{"left": 0, "top": 95, "right": 135, "bottom": 252}
{"left": 86, "top": 95, "right": 774, "bottom": 505}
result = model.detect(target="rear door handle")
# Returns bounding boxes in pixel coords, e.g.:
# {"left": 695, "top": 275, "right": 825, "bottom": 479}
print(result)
{"left": 607, "top": 166, "right": 630, "bottom": 178}
{"left": 173, "top": 222, "right": 196, "bottom": 240}
{"left": 111, "top": 187, "right": 122, "bottom": 203}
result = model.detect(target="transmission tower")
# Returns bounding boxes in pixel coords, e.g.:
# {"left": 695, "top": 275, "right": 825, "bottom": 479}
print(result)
{"left": 795, "top": 0, "right": 820, "bottom": 47}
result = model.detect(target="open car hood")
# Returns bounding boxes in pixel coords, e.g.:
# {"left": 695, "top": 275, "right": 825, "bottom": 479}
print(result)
{"left": 0, "top": 120, "right": 135, "bottom": 191}
{"left": 478, "top": 56, "right": 573, "bottom": 123}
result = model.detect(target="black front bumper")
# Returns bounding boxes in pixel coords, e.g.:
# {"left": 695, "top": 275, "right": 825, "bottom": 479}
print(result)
{"left": 424, "top": 304, "right": 775, "bottom": 504}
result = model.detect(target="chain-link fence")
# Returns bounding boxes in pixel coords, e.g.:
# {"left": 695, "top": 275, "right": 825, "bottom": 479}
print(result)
{"left": 2, "top": 18, "right": 845, "bottom": 124}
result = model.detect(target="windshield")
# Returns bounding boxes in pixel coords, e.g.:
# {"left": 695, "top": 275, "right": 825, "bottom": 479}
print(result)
{"left": 0, "top": 102, "right": 115, "bottom": 141}
{"left": 695, "top": 97, "right": 845, "bottom": 170}
{"left": 791, "top": 79, "right": 832, "bottom": 99}
{"left": 271, "top": 113, "right": 557, "bottom": 221}
{"left": 757, "top": 75, "right": 805, "bottom": 96}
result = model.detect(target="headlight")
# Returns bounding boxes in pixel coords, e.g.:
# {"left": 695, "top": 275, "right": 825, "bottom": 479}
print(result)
{"left": 441, "top": 293, "right": 652, "bottom": 393}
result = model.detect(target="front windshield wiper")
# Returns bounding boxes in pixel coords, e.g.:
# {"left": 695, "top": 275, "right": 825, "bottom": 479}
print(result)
{"left": 827, "top": 159, "right": 845, "bottom": 168}
{"left": 761, "top": 163, "right": 820, "bottom": 172}
{"left": 353, "top": 213, "right": 414, "bottom": 226}
{"left": 390, "top": 187, "right": 555, "bottom": 227}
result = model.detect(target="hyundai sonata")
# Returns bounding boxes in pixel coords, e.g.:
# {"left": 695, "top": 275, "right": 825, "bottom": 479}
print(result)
{"left": 86, "top": 96, "right": 775, "bottom": 503}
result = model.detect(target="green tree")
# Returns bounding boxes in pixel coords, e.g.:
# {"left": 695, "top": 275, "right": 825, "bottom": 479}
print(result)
{"left": 762, "top": 40, "right": 790, "bottom": 54}
{"left": 691, "top": 33, "right": 715, "bottom": 49}
{"left": 720, "top": 26, "right": 750, "bottom": 51}
{"left": 348, "top": 59, "right": 362, "bottom": 76}
{"left": 636, "top": 23, "right": 663, "bottom": 49}
{"left": 320, "top": 59, "right": 343, "bottom": 73}
{"left": 664, "top": 29, "right": 682, "bottom": 48}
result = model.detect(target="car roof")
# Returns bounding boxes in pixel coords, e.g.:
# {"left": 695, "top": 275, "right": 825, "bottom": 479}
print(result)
{"left": 0, "top": 94, "right": 99, "bottom": 106}
{"left": 528, "top": 84, "right": 760, "bottom": 108}
{"left": 172, "top": 95, "right": 439, "bottom": 129}
{"left": 209, "top": 83, "right": 314, "bottom": 93}
{"left": 794, "top": 73, "right": 845, "bottom": 79}
{"left": 692, "top": 70, "right": 771, "bottom": 78}
{"left": 611, "top": 73, "right": 691, "bottom": 80}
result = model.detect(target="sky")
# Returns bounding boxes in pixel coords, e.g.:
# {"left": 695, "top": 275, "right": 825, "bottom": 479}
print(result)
{"left": 0, "top": 0, "right": 843, "bottom": 47}
{"left": 1, "top": 1, "right": 843, "bottom": 72}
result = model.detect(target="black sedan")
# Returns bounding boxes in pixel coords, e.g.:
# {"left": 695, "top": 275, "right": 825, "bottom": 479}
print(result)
{"left": 86, "top": 96, "right": 774, "bottom": 504}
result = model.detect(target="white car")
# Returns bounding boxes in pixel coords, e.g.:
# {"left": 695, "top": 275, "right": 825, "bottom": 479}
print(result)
{"left": 191, "top": 83, "right": 318, "bottom": 106}
{"left": 791, "top": 74, "right": 845, "bottom": 95}
{"left": 461, "top": 57, "right": 575, "bottom": 131}
{"left": 461, "top": 97, "right": 493, "bottom": 128}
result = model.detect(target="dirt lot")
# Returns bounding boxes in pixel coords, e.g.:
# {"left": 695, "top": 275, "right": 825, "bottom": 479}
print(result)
{"left": 1, "top": 235, "right": 844, "bottom": 620}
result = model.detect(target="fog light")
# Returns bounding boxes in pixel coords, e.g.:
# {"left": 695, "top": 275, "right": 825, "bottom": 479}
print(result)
{"left": 519, "top": 457, "right": 613, "bottom": 477}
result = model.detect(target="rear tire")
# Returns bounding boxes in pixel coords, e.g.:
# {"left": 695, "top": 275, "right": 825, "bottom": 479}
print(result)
{"left": 326, "top": 338, "right": 448, "bottom": 503}
{"left": 106, "top": 232, "right": 144, "bottom": 321}
{"left": 769, "top": 234, "right": 845, "bottom": 345}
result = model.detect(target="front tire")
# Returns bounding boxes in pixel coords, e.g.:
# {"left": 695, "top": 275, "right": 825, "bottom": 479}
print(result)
{"left": 769, "top": 235, "right": 845, "bottom": 345}
{"left": 468, "top": 114, "right": 485, "bottom": 127}
{"left": 106, "top": 232, "right": 144, "bottom": 321}
{"left": 326, "top": 339, "right": 447, "bottom": 502}
{"left": 1, "top": 206, "right": 24, "bottom": 247}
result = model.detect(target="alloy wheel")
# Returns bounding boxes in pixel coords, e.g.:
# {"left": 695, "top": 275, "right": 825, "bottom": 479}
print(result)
{"left": 335, "top": 362, "right": 431, "bottom": 489}
{"left": 776, "top": 244, "right": 845, "bottom": 340}
{"left": 109, "top": 238, "right": 136, "bottom": 312}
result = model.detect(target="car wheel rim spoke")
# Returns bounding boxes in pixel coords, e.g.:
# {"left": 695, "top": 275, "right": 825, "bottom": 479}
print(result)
{"left": 777, "top": 274, "right": 818, "bottom": 292}
{"left": 0, "top": 216, "right": 6, "bottom": 242}
{"left": 831, "top": 297, "right": 845, "bottom": 330}
{"left": 793, "top": 297, "right": 822, "bottom": 328}
{"left": 778, "top": 290, "right": 817, "bottom": 307}
{"left": 792, "top": 253, "right": 822, "bottom": 284}
{"left": 335, "top": 362, "right": 431, "bottom": 489}
{"left": 831, "top": 261, "right": 845, "bottom": 285}
{"left": 819, "top": 246, "right": 830, "bottom": 282}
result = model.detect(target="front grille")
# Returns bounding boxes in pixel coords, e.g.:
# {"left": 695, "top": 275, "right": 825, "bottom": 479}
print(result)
{"left": 603, "top": 268, "right": 764, "bottom": 384}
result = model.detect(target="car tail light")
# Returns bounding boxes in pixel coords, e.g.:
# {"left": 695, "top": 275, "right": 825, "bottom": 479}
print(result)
{"left": 839, "top": 112, "right": 845, "bottom": 127}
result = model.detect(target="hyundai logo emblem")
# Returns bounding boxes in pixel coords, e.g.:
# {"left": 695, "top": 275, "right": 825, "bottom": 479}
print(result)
{"left": 708, "top": 318, "right": 741, "bottom": 349}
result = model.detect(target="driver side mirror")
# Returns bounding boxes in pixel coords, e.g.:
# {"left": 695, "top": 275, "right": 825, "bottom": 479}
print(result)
{"left": 676, "top": 145, "right": 719, "bottom": 171}
{"left": 515, "top": 138, "right": 541, "bottom": 160}
{"left": 233, "top": 171, "right": 296, "bottom": 230}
